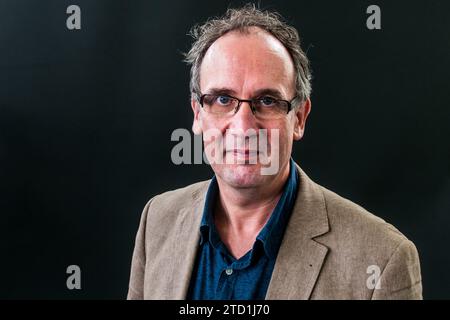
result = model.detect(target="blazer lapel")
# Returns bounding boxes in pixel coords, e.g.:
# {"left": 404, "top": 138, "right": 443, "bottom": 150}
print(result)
{"left": 265, "top": 164, "right": 330, "bottom": 299}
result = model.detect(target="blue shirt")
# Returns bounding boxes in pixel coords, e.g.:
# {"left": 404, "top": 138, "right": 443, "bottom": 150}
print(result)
{"left": 187, "top": 158, "right": 299, "bottom": 300}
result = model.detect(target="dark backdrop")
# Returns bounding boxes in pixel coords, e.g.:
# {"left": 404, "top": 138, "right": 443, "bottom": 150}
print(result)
{"left": 1, "top": 0, "right": 449, "bottom": 299}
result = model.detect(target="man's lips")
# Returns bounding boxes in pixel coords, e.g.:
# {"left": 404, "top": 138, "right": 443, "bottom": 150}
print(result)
{"left": 226, "top": 149, "right": 259, "bottom": 155}
{"left": 223, "top": 150, "right": 260, "bottom": 162}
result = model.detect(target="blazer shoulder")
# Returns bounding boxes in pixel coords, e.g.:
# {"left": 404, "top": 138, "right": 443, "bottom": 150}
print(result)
{"left": 318, "top": 184, "right": 411, "bottom": 252}
{"left": 310, "top": 182, "right": 422, "bottom": 299}
{"left": 142, "top": 179, "right": 210, "bottom": 221}
{"left": 152, "top": 179, "right": 210, "bottom": 205}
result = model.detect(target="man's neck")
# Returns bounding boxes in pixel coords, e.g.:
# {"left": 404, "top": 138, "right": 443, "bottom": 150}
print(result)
{"left": 214, "top": 161, "right": 291, "bottom": 236}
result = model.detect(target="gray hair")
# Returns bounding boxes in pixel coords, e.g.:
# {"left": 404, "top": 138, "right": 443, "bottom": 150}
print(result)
{"left": 183, "top": 3, "right": 312, "bottom": 105}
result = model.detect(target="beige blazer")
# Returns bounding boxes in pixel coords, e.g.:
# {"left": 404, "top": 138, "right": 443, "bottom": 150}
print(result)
{"left": 127, "top": 164, "right": 422, "bottom": 299}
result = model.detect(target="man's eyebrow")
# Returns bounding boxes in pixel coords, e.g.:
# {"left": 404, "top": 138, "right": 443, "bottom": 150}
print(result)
{"left": 206, "top": 88, "right": 284, "bottom": 99}
{"left": 252, "top": 89, "right": 283, "bottom": 99}
{"left": 206, "top": 88, "right": 238, "bottom": 96}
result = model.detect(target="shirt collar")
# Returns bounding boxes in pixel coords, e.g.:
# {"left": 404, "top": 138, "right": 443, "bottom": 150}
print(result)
{"left": 256, "top": 158, "right": 299, "bottom": 259}
{"left": 199, "top": 158, "right": 299, "bottom": 259}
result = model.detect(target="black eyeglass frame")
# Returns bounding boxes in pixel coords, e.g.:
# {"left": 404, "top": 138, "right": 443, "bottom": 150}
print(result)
{"left": 196, "top": 93, "right": 300, "bottom": 115}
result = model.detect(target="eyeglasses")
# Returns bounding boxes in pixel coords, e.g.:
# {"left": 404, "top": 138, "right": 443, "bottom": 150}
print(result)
{"left": 197, "top": 93, "right": 299, "bottom": 120}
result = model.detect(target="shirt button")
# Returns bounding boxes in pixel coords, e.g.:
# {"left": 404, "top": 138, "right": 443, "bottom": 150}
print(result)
{"left": 225, "top": 268, "right": 233, "bottom": 276}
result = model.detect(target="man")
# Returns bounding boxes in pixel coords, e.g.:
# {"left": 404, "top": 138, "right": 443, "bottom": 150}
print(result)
{"left": 128, "top": 5, "right": 422, "bottom": 299}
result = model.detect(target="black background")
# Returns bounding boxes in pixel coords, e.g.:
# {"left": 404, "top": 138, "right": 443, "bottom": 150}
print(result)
{"left": 1, "top": 0, "right": 449, "bottom": 299}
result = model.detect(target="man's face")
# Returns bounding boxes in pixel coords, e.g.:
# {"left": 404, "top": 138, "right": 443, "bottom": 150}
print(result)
{"left": 191, "top": 27, "right": 311, "bottom": 189}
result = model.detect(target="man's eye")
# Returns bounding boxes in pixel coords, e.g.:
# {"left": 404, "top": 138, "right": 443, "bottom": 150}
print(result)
{"left": 259, "top": 96, "right": 276, "bottom": 106}
{"left": 216, "top": 95, "right": 232, "bottom": 105}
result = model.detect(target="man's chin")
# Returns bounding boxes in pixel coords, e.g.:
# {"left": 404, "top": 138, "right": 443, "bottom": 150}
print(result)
{"left": 215, "top": 163, "right": 266, "bottom": 188}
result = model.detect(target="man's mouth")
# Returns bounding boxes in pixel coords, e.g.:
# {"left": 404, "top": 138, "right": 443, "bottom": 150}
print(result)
{"left": 223, "top": 149, "right": 259, "bottom": 163}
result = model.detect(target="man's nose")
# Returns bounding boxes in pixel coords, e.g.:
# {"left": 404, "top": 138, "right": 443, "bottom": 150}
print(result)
{"left": 230, "top": 101, "right": 258, "bottom": 131}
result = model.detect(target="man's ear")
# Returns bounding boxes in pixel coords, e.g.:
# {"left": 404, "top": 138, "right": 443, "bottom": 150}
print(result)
{"left": 191, "top": 97, "right": 203, "bottom": 135}
{"left": 293, "top": 98, "right": 311, "bottom": 141}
